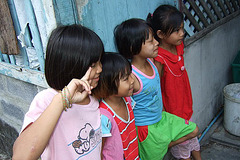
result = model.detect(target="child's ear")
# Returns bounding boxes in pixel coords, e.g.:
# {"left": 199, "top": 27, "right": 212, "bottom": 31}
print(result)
{"left": 157, "top": 30, "right": 164, "bottom": 39}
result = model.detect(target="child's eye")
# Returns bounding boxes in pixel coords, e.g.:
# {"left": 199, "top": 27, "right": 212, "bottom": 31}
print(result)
{"left": 174, "top": 28, "right": 180, "bottom": 32}
{"left": 123, "top": 76, "right": 129, "bottom": 81}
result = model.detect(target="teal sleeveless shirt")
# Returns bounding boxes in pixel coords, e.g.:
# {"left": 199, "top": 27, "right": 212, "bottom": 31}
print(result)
{"left": 132, "top": 59, "right": 163, "bottom": 126}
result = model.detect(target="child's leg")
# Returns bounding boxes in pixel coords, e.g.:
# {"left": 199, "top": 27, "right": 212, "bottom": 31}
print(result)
{"left": 171, "top": 137, "right": 201, "bottom": 160}
{"left": 169, "top": 126, "right": 198, "bottom": 147}
{"left": 180, "top": 158, "right": 191, "bottom": 160}
{"left": 191, "top": 150, "right": 201, "bottom": 160}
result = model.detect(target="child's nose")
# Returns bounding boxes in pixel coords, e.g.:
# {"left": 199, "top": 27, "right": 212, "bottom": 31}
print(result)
{"left": 130, "top": 73, "right": 134, "bottom": 84}
{"left": 180, "top": 29, "right": 185, "bottom": 37}
{"left": 97, "top": 63, "right": 102, "bottom": 73}
{"left": 154, "top": 38, "right": 159, "bottom": 46}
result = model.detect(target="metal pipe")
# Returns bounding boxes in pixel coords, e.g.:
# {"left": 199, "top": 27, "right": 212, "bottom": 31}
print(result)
{"left": 199, "top": 108, "right": 224, "bottom": 142}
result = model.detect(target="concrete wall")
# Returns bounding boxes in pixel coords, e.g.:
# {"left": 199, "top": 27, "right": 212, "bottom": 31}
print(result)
{"left": 184, "top": 15, "right": 240, "bottom": 132}
{"left": 0, "top": 74, "right": 44, "bottom": 132}
{"left": 0, "top": 74, "right": 44, "bottom": 157}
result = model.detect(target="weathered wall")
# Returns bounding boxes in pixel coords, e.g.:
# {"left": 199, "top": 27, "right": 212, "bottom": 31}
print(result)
{"left": 79, "top": 0, "right": 178, "bottom": 52}
{"left": 1, "top": 0, "right": 178, "bottom": 133}
{"left": 0, "top": 74, "right": 44, "bottom": 157}
{"left": 184, "top": 15, "right": 240, "bottom": 132}
{"left": 2, "top": 15, "right": 239, "bottom": 135}
{"left": 0, "top": 74, "right": 44, "bottom": 131}
{"left": 1, "top": 1, "right": 240, "bottom": 158}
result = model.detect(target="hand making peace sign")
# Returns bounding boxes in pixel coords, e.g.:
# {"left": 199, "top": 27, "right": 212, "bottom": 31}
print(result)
{"left": 66, "top": 67, "right": 93, "bottom": 104}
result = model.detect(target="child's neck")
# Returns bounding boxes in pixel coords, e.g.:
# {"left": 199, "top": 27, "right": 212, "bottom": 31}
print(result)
{"left": 132, "top": 56, "right": 153, "bottom": 76}
{"left": 104, "top": 96, "right": 123, "bottom": 108}
{"left": 104, "top": 96, "right": 128, "bottom": 121}
{"left": 132, "top": 56, "right": 148, "bottom": 69}
{"left": 160, "top": 42, "right": 177, "bottom": 55}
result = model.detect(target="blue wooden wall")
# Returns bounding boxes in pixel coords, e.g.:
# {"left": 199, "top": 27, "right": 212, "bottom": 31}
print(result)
{"left": 0, "top": 0, "right": 177, "bottom": 88}
{"left": 81, "top": 0, "right": 178, "bottom": 52}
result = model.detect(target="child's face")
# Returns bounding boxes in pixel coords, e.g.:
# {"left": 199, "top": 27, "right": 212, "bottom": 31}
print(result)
{"left": 117, "top": 73, "right": 134, "bottom": 97}
{"left": 162, "top": 22, "right": 184, "bottom": 46}
{"left": 89, "top": 60, "right": 102, "bottom": 89}
{"left": 138, "top": 31, "right": 159, "bottom": 59}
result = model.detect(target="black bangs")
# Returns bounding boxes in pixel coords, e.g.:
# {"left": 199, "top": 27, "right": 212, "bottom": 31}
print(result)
{"left": 45, "top": 24, "right": 104, "bottom": 90}
{"left": 114, "top": 18, "right": 152, "bottom": 59}
{"left": 92, "top": 53, "right": 131, "bottom": 98}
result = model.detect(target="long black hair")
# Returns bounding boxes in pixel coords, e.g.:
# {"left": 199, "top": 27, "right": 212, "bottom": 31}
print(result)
{"left": 147, "top": 4, "right": 183, "bottom": 41}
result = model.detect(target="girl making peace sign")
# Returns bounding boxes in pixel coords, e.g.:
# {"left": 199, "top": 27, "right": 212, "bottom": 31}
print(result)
{"left": 12, "top": 24, "right": 104, "bottom": 160}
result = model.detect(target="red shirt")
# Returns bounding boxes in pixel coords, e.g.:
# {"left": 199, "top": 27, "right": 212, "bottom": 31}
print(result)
{"left": 154, "top": 42, "right": 193, "bottom": 120}
{"left": 100, "top": 97, "right": 139, "bottom": 160}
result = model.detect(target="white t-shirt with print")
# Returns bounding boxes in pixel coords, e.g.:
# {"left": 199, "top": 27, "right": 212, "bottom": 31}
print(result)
{"left": 21, "top": 88, "right": 102, "bottom": 160}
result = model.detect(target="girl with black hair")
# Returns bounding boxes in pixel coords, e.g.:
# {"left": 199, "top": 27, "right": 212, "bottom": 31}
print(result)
{"left": 147, "top": 4, "right": 201, "bottom": 160}
{"left": 114, "top": 18, "right": 199, "bottom": 160}
{"left": 12, "top": 24, "right": 104, "bottom": 160}
{"left": 93, "top": 53, "right": 139, "bottom": 160}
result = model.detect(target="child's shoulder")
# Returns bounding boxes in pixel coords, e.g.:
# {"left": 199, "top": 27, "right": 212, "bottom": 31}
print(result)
{"left": 33, "top": 88, "right": 57, "bottom": 102}
{"left": 100, "top": 106, "right": 114, "bottom": 122}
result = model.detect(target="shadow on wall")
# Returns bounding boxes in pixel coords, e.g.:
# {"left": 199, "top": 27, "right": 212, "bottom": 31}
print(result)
{"left": 0, "top": 119, "right": 18, "bottom": 158}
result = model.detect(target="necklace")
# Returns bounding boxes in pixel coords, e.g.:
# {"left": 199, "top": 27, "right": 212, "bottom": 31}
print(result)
{"left": 157, "top": 55, "right": 184, "bottom": 77}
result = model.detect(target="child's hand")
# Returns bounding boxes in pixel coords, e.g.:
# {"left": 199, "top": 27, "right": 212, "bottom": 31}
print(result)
{"left": 66, "top": 67, "right": 93, "bottom": 104}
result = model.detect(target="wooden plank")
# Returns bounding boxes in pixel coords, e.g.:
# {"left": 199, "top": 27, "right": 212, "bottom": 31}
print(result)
{"left": 0, "top": 51, "right": 4, "bottom": 62}
{"left": 9, "top": 55, "right": 16, "bottom": 65}
{"left": 52, "top": 0, "right": 79, "bottom": 25}
{"left": 230, "top": 0, "right": 238, "bottom": 11}
{"left": 199, "top": 0, "right": 217, "bottom": 23}
{"left": 225, "top": 0, "right": 234, "bottom": 13}
{"left": 24, "top": 0, "right": 44, "bottom": 71}
{"left": 0, "top": 0, "right": 20, "bottom": 55}
{"left": 207, "top": 0, "right": 222, "bottom": 19}
{"left": 2, "top": 54, "right": 10, "bottom": 63}
{"left": 188, "top": 0, "right": 209, "bottom": 27}
{"left": 184, "top": 21, "right": 195, "bottom": 36}
{"left": 183, "top": 4, "right": 202, "bottom": 31}
{"left": 0, "top": 61, "right": 48, "bottom": 88}
{"left": 217, "top": 0, "right": 228, "bottom": 16}
{"left": 8, "top": 0, "right": 29, "bottom": 68}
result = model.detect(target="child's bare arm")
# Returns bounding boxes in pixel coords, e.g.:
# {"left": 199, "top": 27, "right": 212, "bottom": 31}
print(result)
{"left": 12, "top": 68, "right": 93, "bottom": 160}
{"left": 12, "top": 93, "right": 65, "bottom": 160}
{"left": 101, "top": 137, "right": 106, "bottom": 160}
{"left": 154, "top": 60, "right": 163, "bottom": 77}
{"left": 131, "top": 73, "right": 140, "bottom": 94}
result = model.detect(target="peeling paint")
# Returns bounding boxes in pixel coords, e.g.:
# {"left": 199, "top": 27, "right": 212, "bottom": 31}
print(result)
{"left": 41, "top": 0, "right": 57, "bottom": 36}
{"left": 75, "top": 0, "right": 89, "bottom": 21}
{"left": 0, "top": 62, "right": 48, "bottom": 88}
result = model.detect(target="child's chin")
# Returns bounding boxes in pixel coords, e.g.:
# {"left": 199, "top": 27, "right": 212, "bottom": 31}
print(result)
{"left": 91, "top": 83, "right": 98, "bottom": 89}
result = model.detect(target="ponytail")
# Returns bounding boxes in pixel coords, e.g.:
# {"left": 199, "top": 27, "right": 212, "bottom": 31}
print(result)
{"left": 146, "top": 13, "right": 153, "bottom": 24}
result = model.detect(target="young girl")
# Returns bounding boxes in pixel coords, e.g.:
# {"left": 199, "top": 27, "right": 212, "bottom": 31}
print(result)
{"left": 93, "top": 53, "right": 139, "bottom": 160}
{"left": 12, "top": 24, "right": 104, "bottom": 160}
{"left": 114, "top": 18, "right": 199, "bottom": 160}
{"left": 147, "top": 4, "right": 201, "bottom": 160}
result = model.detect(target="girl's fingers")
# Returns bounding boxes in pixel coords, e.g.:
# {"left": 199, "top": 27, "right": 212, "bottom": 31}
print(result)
{"left": 78, "top": 80, "right": 91, "bottom": 94}
{"left": 66, "top": 67, "right": 93, "bottom": 103}
{"left": 81, "top": 67, "right": 92, "bottom": 82}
